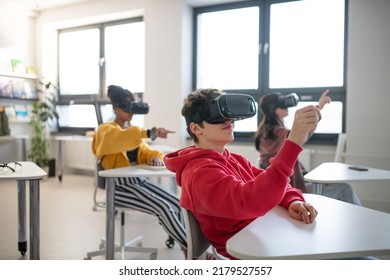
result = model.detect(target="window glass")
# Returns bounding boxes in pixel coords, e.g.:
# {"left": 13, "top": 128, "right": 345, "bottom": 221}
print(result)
{"left": 59, "top": 29, "right": 100, "bottom": 95}
{"left": 57, "top": 104, "right": 98, "bottom": 128}
{"left": 269, "top": 0, "right": 345, "bottom": 88}
{"left": 194, "top": 1, "right": 346, "bottom": 143}
{"left": 196, "top": 6, "right": 259, "bottom": 90}
{"left": 283, "top": 101, "right": 342, "bottom": 134}
{"left": 105, "top": 22, "right": 145, "bottom": 92}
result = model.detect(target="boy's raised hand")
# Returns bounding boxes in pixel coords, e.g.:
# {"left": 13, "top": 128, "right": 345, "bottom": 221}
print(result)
{"left": 287, "top": 105, "right": 321, "bottom": 146}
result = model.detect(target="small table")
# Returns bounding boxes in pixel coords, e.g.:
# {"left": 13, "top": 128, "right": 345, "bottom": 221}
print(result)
{"left": 226, "top": 193, "right": 390, "bottom": 259}
{"left": 52, "top": 135, "right": 93, "bottom": 182}
{"left": 53, "top": 135, "right": 177, "bottom": 183}
{"left": 0, "top": 135, "right": 29, "bottom": 160}
{"left": 304, "top": 162, "right": 390, "bottom": 194}
{"left": 99, "top": 165, "right": 176, "bottom": 260}
{"left": 0, "top": 161, "right": 47, "bottom": 260}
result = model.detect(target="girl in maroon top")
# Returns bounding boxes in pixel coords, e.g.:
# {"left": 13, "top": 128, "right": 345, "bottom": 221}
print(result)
{"left": 254, "top": 91, "right": 361, "bottom": 205}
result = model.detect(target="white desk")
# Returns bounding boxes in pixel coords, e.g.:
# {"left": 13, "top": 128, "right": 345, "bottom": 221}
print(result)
{"left": 52, "top": 135, "right": 93, "bottom": 182}
{"left": 98, "top": 165, "right": 176, "bottom": 260}
{"left": 53, "top": 135, "right": 177, "bottom": 182}
{"left": 0, "top": 134, "right": 29, "bottom": 160}
{"left": 0, "top": 161, "right": 47, "bottom": 260}
{"left": 304, "top": 162, "right": 390, "bottom": 194}
{"left": 226, "top": 193, "right": 390, "bottom": 259}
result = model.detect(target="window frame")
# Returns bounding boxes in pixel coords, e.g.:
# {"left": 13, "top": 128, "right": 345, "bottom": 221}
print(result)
{"left": 55, "top": 17, "right": 144, "bottom": 134}
{"left": 57, "top": 17, "right": 144, "bottom": 102}
{"left": 193, "top": 0, "right": 348, "bottom": 145}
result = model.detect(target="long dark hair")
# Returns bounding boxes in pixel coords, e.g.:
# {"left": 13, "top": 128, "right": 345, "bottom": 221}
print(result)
{"left": 254, "top": 92, "right": 285, "bottom": 151}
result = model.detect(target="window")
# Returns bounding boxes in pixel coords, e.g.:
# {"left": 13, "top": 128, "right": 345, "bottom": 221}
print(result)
{"left": 104, "top": 22, "right": 145, "bottom": 92}
{"left": 269, "top": 0, "right": 345, "bottom": 89}
{"left": 194, "top": 0, "right": 347, "bottom": 144}
{"left": 284, "top": 101, "right": 343, "bottom": 133}
{"left": 59, "top": 28, "right": 100, "bottom": 95}
{"left": 196, "top": 5, "right": 259, "bottom": 90}
{"left": 56, "top": 103, "right": 98, "bottom": 134}
{"left": 58, "top": 18, "right": 144, "bottom": 98}
{"left": 56, "top": 18, "right": 144, "bottom": 133}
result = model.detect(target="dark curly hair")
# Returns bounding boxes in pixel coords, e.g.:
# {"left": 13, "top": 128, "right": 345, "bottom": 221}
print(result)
{"left": 181, "top": 88, "right": 224, "bottom": 143}
{"left": 107, "top": 85, "right": 135, "bottom": 108}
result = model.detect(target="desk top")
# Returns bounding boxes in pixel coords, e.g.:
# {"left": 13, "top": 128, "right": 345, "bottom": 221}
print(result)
{"left": 304, "top": 162, "right": 390, "bottom": 183}
{"left": 52, "top": 135, "right": 177, "bottom": 154}
{"left": 0, "top": 161, "right": 47, "bottom": 180}
{"left": 0, "top": 134, "right": 29, "bottom": 142}
{"left": 52, "top": 135, "right": 93, "bottom": 142}
{"left": 148, "top": 144, "right": 177, "bottom": 154}
{"left": 99, "top": 164, "right": 175, "bottom": 178}
{"left": 226, "top": 193, "right": 390, "bottom": 259}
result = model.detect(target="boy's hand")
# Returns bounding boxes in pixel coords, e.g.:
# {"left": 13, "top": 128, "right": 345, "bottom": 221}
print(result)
{"left": 288, "top": 200, "right": 318, "bottom": 224}
{"left": 287, "top": 105, "right": 321, "bottom": 146}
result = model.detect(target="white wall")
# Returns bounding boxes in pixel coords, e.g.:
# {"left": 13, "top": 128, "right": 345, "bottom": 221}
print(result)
{"left": 1, "top": 0, "right": 390, "bottom": 211}
{"left": 0, "top": 5, "right": 36, "bottom": 162}
{"left": 344, "top": 0, "right": 390, "bottom": 211}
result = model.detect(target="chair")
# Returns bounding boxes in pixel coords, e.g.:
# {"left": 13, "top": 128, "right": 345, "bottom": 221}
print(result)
{"left": 182, "top": 207, "right": 226, "bottom": 260}
{"left": 85, "top": 160, "right": 158, "bottom": 260}
{"left": 92, "top": 159, "right": 106, "bottom": 211}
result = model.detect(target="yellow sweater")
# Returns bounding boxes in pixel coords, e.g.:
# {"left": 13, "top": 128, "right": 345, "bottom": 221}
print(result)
{"left": 92, "top": 121, "right": 163, "bottom": 170}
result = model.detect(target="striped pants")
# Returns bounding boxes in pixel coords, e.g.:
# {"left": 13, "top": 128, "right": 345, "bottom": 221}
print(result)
{"left": 114, "top": 176, "right": 187, "bottom": 250}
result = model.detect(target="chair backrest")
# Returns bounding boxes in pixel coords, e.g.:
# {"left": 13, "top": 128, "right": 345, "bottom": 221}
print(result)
{"left": 334, "top": 133, "right": 347, "bottom": 162}
{"left": 95, "top": 159, "right": 106, "bottom": 189}
{"left": 92, "top": 159, "right": 107, "bottom": 211}
{"left": 182, "top": 207, "right": 211, "bottom": 260}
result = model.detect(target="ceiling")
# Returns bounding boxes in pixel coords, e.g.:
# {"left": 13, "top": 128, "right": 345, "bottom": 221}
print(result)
{"left": 0, "top": 0, "right": 240, "bottom": 11}
{"left": 0, "top": 0, "right": 93, "bottom": 11}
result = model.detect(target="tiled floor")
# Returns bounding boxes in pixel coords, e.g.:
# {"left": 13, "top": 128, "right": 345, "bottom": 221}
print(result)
{"left": 0, "top": 174, "right": 184, "bottom": 260}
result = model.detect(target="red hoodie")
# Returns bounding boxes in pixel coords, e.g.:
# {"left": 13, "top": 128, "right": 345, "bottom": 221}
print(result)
{"left": 164, "top": 140, "right": 305, "bottom": 259}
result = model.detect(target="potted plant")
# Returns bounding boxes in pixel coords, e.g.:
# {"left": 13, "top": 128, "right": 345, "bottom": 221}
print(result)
{"left": 27, "top": 80, "right": 59, "bottom": 175}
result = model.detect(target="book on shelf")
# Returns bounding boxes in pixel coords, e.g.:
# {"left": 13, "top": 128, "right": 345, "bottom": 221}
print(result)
{"left": 11, "top": 59, "right": 26, "bottom": 74}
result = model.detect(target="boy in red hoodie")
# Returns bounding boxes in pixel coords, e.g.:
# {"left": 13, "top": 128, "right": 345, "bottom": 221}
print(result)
{"left": 164, "top": 88, "right": 319, "bottom": 259}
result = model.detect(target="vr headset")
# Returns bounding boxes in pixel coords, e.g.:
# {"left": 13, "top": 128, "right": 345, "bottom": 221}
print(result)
{"left": 185, "top": 94, "right": 257, "bottom": 125}
{"left": 277, "top": 93, "right": 299, "bottom": 109}
{"left": 117, "top": 101, "right": 150, "bottom": 114}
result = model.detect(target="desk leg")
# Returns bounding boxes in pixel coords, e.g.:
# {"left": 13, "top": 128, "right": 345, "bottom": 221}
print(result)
{"left": 313, "top": 183, "right": 323, "bottom": 195}
{"left": 21, "top": 138, "right": 27, "bottom": 161}
{"left": 106, "top": 178, "right": 115, "bottom": 260}
{"left": 17, "top": 180, "right": 27, "bottom": 256}
{"left": 58, "top": 140, "right": 63, "bottom": 182}
{"left": 29, "top": 180, "right": 40, "bottom": 260}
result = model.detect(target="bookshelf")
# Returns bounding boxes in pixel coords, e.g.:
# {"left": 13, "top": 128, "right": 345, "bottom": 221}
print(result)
{"left": 0, "top": 71, "right": 38, "bottom": 80}
{"left": 0, "top": 72, "right": 39, "bottom": 124}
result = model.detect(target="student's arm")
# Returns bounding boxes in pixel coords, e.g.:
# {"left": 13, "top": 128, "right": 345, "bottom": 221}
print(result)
{"left": 93, "top": 123, "right": 147, "bottom": 156}
{"left": 136, "top": 141, "right": 164, "bottom": 165}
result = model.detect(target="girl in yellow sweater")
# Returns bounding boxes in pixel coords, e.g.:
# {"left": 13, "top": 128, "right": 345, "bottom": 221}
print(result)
{"left": 92, "top": 85, "right": 186, "bottom": 251}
